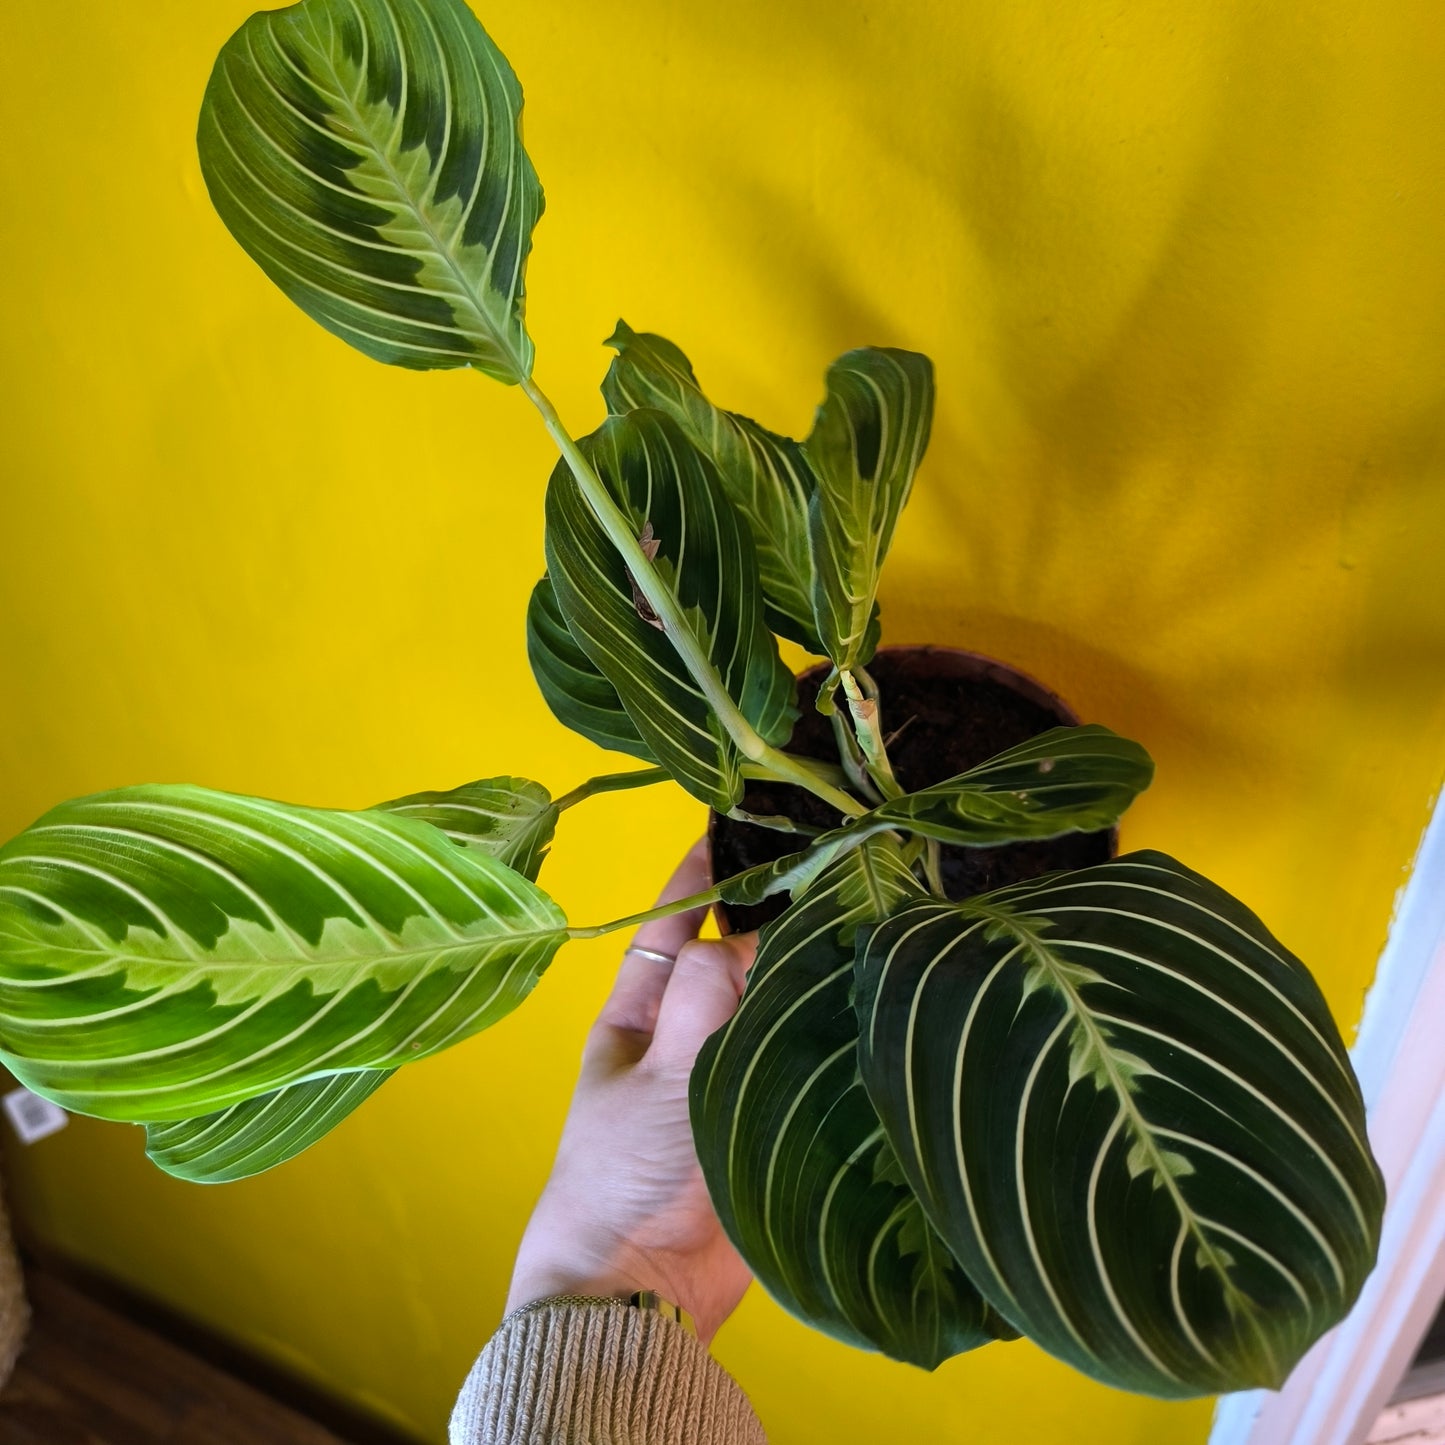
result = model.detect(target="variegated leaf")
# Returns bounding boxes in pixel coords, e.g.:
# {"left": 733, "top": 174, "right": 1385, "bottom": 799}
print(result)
{"left": 805, "top": 350, "right": 933, "bottom": 678}
{"left": 525, "top": 574, "right": 658, "bottom": 764}
{"left": 133, "top": 774, "right": 556, "bottom": 1184}
{"left": 714, "top": 830, "right": 861, "bottom": 910}
{"left": 544, "top": 410, "right": 797, "bottom": 810}
{"left": 377, "top": 775, "right": 558, "bottom": 880}
{"left": 856, "top": 852, "right": 1384, "bottom": 1397}
{"left": 0, "top": 785, "right": 567, "bottom": 1122}
{"left": 199, "top": 0, "right": 543, "bottom": 377}
{"left": 145, "top": 1068, "right": 391, "bottom": 1184}
{"left": 867, "top": 726, "right": 1153, "bottom": 845}
{"left": 692, "top": 841, "right": 1009, "bottom": 1367}
{"left": 602, "top": 322, "right": 821, "bottom": 650}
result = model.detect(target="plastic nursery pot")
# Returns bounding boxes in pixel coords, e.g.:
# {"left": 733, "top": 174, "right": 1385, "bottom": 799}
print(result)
{"left": 708, "top": 645, "right": 1117, "bottom": 935}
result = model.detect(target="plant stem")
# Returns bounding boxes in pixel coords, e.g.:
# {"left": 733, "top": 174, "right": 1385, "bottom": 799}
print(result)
{"left": 518, "top": 375, "right": 865, "bottom": 819}
{"left": 554, "top": 766, "right": 669, "bottom": 811}
{"left": 568, "top": 883, "right": 723, "bottom": 939}
{"left": 521, "top": 375, "right": 758, "bottom": 739}
{"left": 923, "top": 839, "right": 947, "bottom": 899}
{"left": 830, "top": 709, "right": 884, "bottom": 805}
{"left": 741, "top": 757, "right": 851, "bottom": 790}
{"left": 755, "top": 746, "right": 866, "bottom": 815}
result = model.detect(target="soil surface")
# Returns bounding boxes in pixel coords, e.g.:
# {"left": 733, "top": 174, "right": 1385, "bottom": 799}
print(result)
{"left": 709, "top": 648, "right": 1114, "bottom": 933}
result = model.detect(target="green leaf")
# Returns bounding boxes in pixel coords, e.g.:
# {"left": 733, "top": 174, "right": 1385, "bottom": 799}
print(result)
{"left": 145, "top": 1068, "right": 392, "bottom": 1184}
{"left": 692, "top": 840, "right": 1009, "bottom": 1368}
{"left": 544, "top": 410, "right": 797, "bottom": 810}
{"left": 715, "top": 724, "right": 1149, "bottom": 909}
{"left": 714, "top": 832, "right": 858, "bottom": 909}
{"left": 526, "top": 574, "right": 658, "bottom": 764}
{"left": 602, "top": 323, "right": 821, "bottom": 650}
{"left": 0, "top": 784, "right": 567, "bottom": 1122}
{"left": 855, "top": 851, "right": 1384, "bottom": 1397}
{"left": 867, "top": 726, "right": 1154, "bottom": 845}
{"left": 376, "top": 775, "right": 557, "bottom": 880}
{"left": 199, "top": 0, "right": 543, "bottom": 377}
{"left": 133, "top": 775, "right": 557, "bottom": 1185}
{"left": 805, "top": 350, "right": 933, "bottom": 677}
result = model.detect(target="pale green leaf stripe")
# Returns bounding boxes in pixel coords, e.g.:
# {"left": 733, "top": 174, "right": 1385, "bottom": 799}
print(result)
{"left": 602, "top": 323, "right": 821, "bottom": 650}
{"left": 692, "top": 841, "right": 1008, "bottom": 1368}
{"left": 145, "top": 1068, "right": 391, "bottom": 1183}
{"left": 544, "top": 410, "right": 797, "bottom": 810}
{"left": 806, "top": 349, "right": 933, "bottom": 677}
{"left": 856, "top": 851, "right": 1384, "bottom": 1398}
{"left": 0, "top": 785, "right": 567, "bottom": 1121}
{"left": 376, "top": 775, "right": 558, "bottom": 881}
{"left": 868, "top": 725, "right": 1154, "bottom": 845}
{"left": 526, "top": 575, "right": 658, "bottom": 764}
{"left": 199, "top": 0, "right": 544, "bottom": 377}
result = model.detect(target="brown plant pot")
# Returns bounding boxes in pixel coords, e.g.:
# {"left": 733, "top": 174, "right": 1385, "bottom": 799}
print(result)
{"left": 708, "top": 645, "right": 1116, "bottom": 935}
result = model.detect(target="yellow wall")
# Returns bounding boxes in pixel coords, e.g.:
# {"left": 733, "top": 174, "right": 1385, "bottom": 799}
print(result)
{"left": 2, "top": 0, "right": 1444, "bottom": 1439}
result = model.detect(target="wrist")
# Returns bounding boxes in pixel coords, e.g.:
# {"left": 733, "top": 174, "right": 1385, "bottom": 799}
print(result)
{"left": 504, "top": 1262, "right": 646, "bottom": 1316}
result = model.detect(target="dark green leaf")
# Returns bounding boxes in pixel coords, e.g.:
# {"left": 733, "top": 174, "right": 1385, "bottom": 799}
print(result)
{"left": 805, "top": 350, "right": 933, "bottom": 677}
{"left": 0, "top": 784, "right": 567, "bottom": 1121}
{"left": 602, "top": 323, "right": 821, "bottom": 649}
{"left": 544, "top": 410, "right": 797, "bottom": 810}
{"left": 376, "top": 775, "right": 557, "bottom": 880}
{"left": 199, "top": 0, "right": 543, "bottom": 377}
{"left": 867, "top": 726, "right": 1153, "bottom": 845}
{"left": 856, "top": 851, "right": 1384, "bottom": 1397}
{"left": 692, "top": 840, "right": 1008, "bottom": 1368}
{"left": 145, "top": 1068, "right": 392, "bottom": 1184}
{"left": 525, "top": 574, "right": 658, "bottom": 764}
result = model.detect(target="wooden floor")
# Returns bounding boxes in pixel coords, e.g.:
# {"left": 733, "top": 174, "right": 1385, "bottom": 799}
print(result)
{"left": 0, "top": 1270, "right": 379, "bottom": 1445}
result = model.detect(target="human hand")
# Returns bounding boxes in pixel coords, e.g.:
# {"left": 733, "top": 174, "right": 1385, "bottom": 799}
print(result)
{"left": 505, "top": 841, "right": 755, "bottom": 1345}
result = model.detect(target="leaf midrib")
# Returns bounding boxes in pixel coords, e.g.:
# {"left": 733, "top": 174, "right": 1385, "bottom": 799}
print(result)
{"left": 0, "top": 918, "right": 567, "bottom": 978}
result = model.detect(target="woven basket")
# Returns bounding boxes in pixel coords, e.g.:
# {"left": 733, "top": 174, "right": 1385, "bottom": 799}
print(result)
{"left": 0, "top": 1180, "right": 27, "bottom": 1387}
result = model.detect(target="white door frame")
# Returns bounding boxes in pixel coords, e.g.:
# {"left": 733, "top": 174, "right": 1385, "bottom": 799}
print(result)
{"left": 1210, "top": 791, "right": 1445, "bottom": 1445}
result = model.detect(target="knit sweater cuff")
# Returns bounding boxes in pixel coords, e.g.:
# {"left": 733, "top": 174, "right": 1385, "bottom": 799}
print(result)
{"left": 448, "top": 1299, "right": 766, "bottom": 1445}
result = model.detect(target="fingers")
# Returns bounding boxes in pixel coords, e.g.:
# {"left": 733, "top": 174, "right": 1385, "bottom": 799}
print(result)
{"left": 646, "top": 932, "right": 756, "bottom": 1073}
{"left": 586, "top": 841, "right": 713, "bottom": 1071}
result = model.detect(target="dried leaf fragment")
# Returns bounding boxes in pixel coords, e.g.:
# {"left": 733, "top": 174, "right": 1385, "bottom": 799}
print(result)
{"left": 627, "top": 521, "right": 666, "bottom": 630}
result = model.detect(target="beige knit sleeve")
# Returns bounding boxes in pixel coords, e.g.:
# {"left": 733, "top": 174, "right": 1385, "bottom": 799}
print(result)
{"left": 448, "top": 1299, "right": 767, "bottom": 1445}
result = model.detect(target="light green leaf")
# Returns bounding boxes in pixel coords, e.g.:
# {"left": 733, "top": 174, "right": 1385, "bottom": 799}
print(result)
{"left": 602, "top": 323, "right": 821, "bottom": 650}
{"left": 692, "top": 840, "right": 1008, "bottom": 1367}
{"left": 856, "top": 852, "right": 1384, "bottom": 1397}
{"left": 0, "top": 784, "right": 567, "bottom": 1122}
{"left": 544, "top": 410, "right": 797, "bottom": 810}
{"left": 867, "top": 726, "right": 1153, "bottom": 845}
{"left": 145, "top": 1068, "right": 391, "bottom": 1184}
{"left": 135, "top": 775, "right": 557, "bottom": 1184}
{"left": 526, "top": 574, "right": 658, "bottom": 764}
{"left": 199, "top": 0, "right": 543, "bottom": 377}
{"left": 805, "top": 350, "right": 933, "bottom": 678}
{"left": 376, "top": 775, "right": 557, "bottom": 880}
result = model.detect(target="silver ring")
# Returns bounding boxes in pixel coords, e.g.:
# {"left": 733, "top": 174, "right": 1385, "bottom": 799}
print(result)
{"left": 625, "top": 945, "right": 678, "bottom": 966}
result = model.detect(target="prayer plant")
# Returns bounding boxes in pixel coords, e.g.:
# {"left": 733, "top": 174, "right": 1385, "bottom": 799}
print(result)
{"left": 0, "top": 0, "right": 1383, "bottom": 1401}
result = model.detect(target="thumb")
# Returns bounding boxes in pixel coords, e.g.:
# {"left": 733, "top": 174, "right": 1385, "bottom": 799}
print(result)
{"left": 646, "top": 935, "right": 752, "bottom": 1072}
